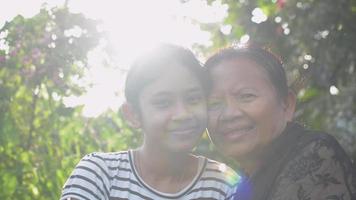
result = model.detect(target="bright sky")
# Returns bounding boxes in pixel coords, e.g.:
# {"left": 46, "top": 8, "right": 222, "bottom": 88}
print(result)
{"left": 1, "top": 0, "right": 228, "bottom": 117}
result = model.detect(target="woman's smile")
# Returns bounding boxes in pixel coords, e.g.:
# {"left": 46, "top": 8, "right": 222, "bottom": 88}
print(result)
{"left": 219, "top": 124, "right": 256, "bottom": 141}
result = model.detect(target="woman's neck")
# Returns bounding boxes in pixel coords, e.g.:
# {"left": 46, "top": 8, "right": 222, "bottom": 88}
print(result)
{"left": 235, "top": 148, "right": 266, "bottom": 176}
{"left": 239, "top": 127, "right": 288, "bottom": 176}
{"left": 238, "top": 157, "right": 261, "bottom": 176}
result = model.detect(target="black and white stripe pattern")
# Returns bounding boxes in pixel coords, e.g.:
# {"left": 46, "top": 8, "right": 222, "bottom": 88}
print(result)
{"left": 61, "top": 151, "right": 239, "bottom": 200}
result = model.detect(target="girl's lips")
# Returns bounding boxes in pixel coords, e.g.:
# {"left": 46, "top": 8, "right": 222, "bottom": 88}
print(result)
{"left": 169, "top": 126, "right": 199, "bottom": 136}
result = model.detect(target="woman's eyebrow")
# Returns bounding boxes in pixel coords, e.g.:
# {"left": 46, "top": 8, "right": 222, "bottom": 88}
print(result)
{"left": 185, "top": 87, "right": 204, "bottom": 93}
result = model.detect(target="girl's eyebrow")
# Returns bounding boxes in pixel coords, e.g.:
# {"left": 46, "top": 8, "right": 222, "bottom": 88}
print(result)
{"left": 149, "top": 85, "right": 204, "bottom": 98}
{"left": 150, "top": 91, "right": 171, "bottom": 98}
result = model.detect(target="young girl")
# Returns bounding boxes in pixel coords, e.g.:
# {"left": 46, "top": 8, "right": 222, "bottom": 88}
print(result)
{"left": 61, "top": 44, "right": 239, "bottom": 200}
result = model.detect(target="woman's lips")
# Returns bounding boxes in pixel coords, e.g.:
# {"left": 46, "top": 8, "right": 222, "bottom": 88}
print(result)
{"left": 220, "top": 125, "right": 255, "bottom": 140}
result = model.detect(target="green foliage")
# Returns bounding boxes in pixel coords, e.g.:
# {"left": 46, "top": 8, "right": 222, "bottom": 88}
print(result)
{"left": 0, "top": 6, "right": 138, "bottom": 199}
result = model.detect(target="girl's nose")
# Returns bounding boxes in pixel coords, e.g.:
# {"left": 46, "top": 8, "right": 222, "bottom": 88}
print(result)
{"left": 172, "top": 101, "right": 192, "bottom": 121}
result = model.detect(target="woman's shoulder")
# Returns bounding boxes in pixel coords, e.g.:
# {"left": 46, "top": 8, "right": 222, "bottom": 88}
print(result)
{"left": 297, "top": 128, "right": 342, "bottom": 146}
{"left": 285, "top": 128, "right": 355, "bottom": 181}
{"left": 293, "top": 128, "right": 353, "bottom": 165}
{"left": 287, "top": 123, "right": 340, "bottom": 148}
{"left": 282, "top": 123, "right": 350, "bottom": 162}
{"left": 269, "top": 128, "right": 356, "bottom": 199}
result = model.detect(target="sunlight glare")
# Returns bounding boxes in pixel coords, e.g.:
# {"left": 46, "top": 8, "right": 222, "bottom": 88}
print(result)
{"left": 330, "top": 85, "right": 340, "bottom": 95}
{"left": 220, "top": 24, "right": 232, "bottom": 35}
{"left": 1, "top": 0, "right": 228, "bottom": 117}
{"left": 251, "top": 7, "right": 267, "bottom": 24}
{"left": 64, "top": 0, "right": 227, "bottom": 117}
{"left": 240, "top": 34, "right": 250, "bottom": 44}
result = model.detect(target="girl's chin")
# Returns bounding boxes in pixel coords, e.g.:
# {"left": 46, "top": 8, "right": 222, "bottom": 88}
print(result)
{"left": 168, "top": 143, "right": 197, "bottom": 153}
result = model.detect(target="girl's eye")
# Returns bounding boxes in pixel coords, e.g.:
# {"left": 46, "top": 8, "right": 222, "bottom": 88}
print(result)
{"left": 186, "top": 93, "right": 204, "bottom": 105}
{"left": 152, "top": 99, "right": 172, "bottom": 109}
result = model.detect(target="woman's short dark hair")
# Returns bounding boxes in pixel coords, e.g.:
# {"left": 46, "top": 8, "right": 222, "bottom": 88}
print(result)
{"left": 125, "top": 43, "right": 210, "bottom": 110}
{"left": 204, "top": 44, "right": 288, "bottom": 100}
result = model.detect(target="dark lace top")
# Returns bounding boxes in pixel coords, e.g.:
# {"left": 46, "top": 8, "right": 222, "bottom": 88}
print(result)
{"left": 232, "top": 122, "right": 356, "bottom": 200}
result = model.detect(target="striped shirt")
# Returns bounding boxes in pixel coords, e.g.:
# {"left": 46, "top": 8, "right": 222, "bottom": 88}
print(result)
{"left": 61, "top": 150, "right": 239, "bottom": 200}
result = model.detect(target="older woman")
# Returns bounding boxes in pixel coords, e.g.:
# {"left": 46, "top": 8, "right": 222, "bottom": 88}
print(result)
{"left": 205, "top": 45, "right": 356, "bottom": 200}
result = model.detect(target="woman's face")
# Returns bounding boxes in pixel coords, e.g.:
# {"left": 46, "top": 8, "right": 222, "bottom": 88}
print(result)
{"left": 207, "top": 58, "right": 294, "bottom": 159}
{"left": 137, "top": 64, "right": 207, "bottom": 153}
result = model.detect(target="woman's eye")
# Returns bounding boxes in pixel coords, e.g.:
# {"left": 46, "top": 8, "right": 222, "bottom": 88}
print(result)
{"left": 237, "top": 93, "right": 257, "bottom": 102}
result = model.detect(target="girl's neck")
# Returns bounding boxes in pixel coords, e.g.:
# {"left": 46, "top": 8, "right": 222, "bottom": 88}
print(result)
{"left": 134, "top": 146, "right": 199, "bottom": 193}
{"left": 137, "top": 145, "right": 192, "bottom": 176}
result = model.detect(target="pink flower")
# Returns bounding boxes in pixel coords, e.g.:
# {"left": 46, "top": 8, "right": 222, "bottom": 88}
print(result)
{"left": 277, "top": 0, "right": 286, "bottom": 10}
{"left": 9, "top": 50, "right": 17, "bottom": 57}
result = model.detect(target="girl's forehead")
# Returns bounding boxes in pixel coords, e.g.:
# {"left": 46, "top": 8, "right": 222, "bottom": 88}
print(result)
{"left": 149, "top": 64, "right": 199, "bottom": 83}
{"left": 140, "top": 65, "right": 204, "bottom": 97}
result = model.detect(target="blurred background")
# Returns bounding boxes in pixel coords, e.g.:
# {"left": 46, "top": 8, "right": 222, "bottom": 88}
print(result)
{"left": 1, "top": 0, "right": 355, "bottom": 199}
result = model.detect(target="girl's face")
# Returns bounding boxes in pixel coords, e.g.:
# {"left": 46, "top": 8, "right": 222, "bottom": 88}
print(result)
{"left": 207, "top": 58, "right": 294, "bottom": 160}
{"left": 137, "top": 64, "right": 207, "bottom": 153}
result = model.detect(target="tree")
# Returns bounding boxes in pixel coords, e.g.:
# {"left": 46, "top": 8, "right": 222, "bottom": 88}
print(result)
{"left": 0, "top": 6, "right": 140, "bottom": 199}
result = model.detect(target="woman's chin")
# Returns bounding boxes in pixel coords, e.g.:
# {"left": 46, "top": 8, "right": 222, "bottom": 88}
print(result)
{"left": 219, "top": 141, "right": 257, "bottom": 161}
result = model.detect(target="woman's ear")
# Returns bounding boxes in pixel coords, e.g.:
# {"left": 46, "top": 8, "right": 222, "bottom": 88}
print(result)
{"left": 284, "top": 89, "right": 297, "bottom": 122}
{"left": 120, "top": 102, "right": 141, "bottom": 129}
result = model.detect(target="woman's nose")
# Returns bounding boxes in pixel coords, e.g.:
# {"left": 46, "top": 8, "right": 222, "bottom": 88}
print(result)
{"left": 220, "top": 97, "right": 243, "bottom": 121}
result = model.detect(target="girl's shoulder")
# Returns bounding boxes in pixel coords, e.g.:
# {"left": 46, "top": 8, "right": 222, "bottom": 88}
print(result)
{"left": 76, "top": 150, "right": 132, "bottom": 175}
{"left": 61, "top": 151, "right": 132, "bottom": 200}
{"left": 201, "top": 156, "right": 241, "bottom": 187}
{"left": 84, "top": 151, "right": 130, "bottom": 164}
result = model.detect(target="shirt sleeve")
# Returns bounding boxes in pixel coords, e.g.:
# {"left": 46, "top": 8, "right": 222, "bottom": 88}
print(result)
{"left": 269, "top": 137, "right": 356, "bottom": 200}
{"left": 60, "top": 153, "right": 111, "bottom": 200}
{"left": 225, "top": 186, "right": 236, "bottom": 200}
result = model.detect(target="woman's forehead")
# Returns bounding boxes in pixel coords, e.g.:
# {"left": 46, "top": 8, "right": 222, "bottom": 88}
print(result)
{"left": 212, "top": 57, "right": 269, "bottom": 78}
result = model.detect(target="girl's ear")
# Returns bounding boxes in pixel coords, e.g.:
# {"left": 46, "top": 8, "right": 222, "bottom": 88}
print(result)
{"left": 120, "top": 102, "right": 141, "bottom": 129}
{"left": 284, "top": 89, "right": 297, "bottom": 122}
